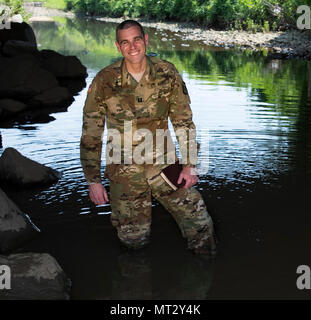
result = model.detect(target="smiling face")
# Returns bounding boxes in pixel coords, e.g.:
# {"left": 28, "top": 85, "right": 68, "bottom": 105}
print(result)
{"left": 115, "top": 25, "right": 149, "bottom": 70}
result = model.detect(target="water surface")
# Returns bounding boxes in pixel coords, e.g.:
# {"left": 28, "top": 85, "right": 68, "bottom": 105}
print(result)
{"left": 1, "top": 18, "right": 311, "bottom": 300}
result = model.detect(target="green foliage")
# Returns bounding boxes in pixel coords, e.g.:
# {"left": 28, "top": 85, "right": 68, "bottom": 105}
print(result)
{"left": 262, "top": 20, "right": 270, "bottom": 33}
{"left": 3, "top": 0, "right": 30, "bottom": 21}
{"left": 63, "top": 0, "right": 309, "bottom": 31}
{"left": 44, "top": 0, "right": 67, "bottom": 10}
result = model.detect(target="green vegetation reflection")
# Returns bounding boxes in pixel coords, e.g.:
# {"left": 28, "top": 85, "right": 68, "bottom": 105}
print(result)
{"left": 31, "top": 17, "right": 309, "bottom": 119}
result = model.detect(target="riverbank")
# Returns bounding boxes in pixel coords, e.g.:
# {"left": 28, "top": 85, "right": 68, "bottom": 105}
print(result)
{"left": 24, "top": 2, "right": 311, "bottom": 60}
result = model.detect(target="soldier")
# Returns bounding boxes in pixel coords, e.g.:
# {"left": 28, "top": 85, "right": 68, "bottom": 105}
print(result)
{"left": 80, "top": 20, "right": 216, "bottom": 256}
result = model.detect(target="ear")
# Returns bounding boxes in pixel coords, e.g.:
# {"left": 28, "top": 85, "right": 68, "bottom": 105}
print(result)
{"left": 115, "top": 40, "right": 121, "bottom": 52}
{"left": 144, "top": 34, "right": 149, "bottom": 46}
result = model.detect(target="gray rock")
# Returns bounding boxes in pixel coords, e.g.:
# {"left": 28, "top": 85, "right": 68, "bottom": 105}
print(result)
{"left": 28, "top": 86, "right": 72, "bottom": 109}
{"left": 40, "top": 49, "right": 87, "bottom": 79}
{"left": 0, "top": 54, "right": 59, "bottom": 100}
{"left": 0, "top": 253, "right": 71, "bottom": 300}
{"left": 0, "top": 147, "right": 62, "bottom": 187}
{"left": 0, "top": 188, "right": 40, "bottom": 253}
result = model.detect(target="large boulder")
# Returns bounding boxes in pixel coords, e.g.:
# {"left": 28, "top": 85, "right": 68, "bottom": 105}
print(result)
{"left": 28, "top": 86, "right": 73, "bottom": 109}
{"left": 0, "top": 188, "right": 40, "bottom": 253}
{"left": 0, "top": 22, "right": 37, "bottom": 57}
{"left": 0, "top": 54, "right": 59, "bottom": 101}
{"left": 0, "top": 148, "right": 62, "bottom": 187}
{"left": 0, "top": 99, "right": 27, "bottom": 119}
{"left": 0, "top": 22, "right": 87, "bottom": 126}
{"left": 0, "top": 21, "right": 37, "bottom": 46}
{"left": 2, "top": 39, "right": 38, "bottom": 57}
{"left": 40, "top": 49, "right": 87, "bottom": 79}
{"left": 0, "top": 253, "right": 71, "bottom": 300}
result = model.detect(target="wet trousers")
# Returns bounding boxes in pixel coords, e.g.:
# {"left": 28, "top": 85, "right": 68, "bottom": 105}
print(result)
{"left": 109, "top": 164, "right": 214, "bottom": 250}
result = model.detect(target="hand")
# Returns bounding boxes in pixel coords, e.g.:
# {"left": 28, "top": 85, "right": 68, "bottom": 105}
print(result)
{"left": 88, "top": 183, "right": 109, "bottom": 205}
{"left": 177, "top": 166, "right": 198, "bottom": 189}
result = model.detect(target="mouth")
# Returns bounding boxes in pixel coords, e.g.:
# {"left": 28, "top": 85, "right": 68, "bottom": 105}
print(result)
{"left": 129, "top": 51, "right": 140, "bottom": 56}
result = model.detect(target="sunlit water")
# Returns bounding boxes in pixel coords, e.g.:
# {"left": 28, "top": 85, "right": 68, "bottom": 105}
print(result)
{"left": 1, "top": 18, "right": 311, "bottom": 221}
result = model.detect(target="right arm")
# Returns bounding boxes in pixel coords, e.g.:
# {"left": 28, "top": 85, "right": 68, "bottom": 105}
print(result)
{"left": 80, "top": 75, "right": 108, "bottom": 204}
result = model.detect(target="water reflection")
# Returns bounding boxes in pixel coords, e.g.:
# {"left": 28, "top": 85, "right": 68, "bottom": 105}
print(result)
{"left": 109, "top": 251, "right": 215, "bottom": 300}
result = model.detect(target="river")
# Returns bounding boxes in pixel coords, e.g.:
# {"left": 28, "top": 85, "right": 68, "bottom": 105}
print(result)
{"left": 1, "top": 17, "right": 311, "bottom": 299}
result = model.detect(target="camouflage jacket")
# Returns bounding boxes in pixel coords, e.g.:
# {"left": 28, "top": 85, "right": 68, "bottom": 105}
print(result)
{"left": 80, "top": 55, "right": 197, "bottom": 184}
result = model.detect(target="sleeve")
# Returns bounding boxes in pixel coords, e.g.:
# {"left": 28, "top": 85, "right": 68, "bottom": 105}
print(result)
{"left": 168, "top": 68, "right": 199, "bottom": 168}
{"left": 80, "top": 74, "right": 107, "bottom": 184}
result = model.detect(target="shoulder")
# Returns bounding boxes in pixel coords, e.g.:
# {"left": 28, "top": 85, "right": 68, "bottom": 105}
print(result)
{"left": 94, "top": 59, "right": 122, "bottom": 84}
{"left": 149, "top": 56, "right": 179, "bottom": 76}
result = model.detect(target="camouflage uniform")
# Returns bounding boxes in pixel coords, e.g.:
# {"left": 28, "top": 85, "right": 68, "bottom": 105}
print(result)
{"left": 80, "top": 56, "right": 215, "bottom": 253}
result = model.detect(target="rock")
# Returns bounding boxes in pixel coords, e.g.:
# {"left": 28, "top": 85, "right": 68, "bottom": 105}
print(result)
{"left": 2, "top": 40, "right": 38, "bottom": 57}
{"left": 0, "top": 253, "right": 71, "bottom": 299}
{"left": 0, "top": 54, "right": 59, "bottom": 101}
{"left": 0, "top": 99, "right": 27, "bottom": 119}
{"left": 29, "top": 16, "right": 55, "bottom": 22}
{"left": 28, "top": 86, "right": 73, "bottom": 109}
{"left": 0, "top": 22, "right": 37, "bottom": 55}
{"left": 0, "top": 147, "right": 62, "bottom": 187}
{"left": 58, "top": 77, "right": 87, "bottom": 96}
{"left": 40, "top": 49, "right": 88, "bottom": 79}
{"left": 0, "top": 22, "right": 87, "bottom": 126}
{"left": 0, "top": 188, "right": 40, "bottom": 253}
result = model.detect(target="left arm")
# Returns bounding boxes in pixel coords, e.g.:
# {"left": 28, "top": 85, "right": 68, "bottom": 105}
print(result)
{"left": 168, "top": 68, "right": 199, "bottom": 188}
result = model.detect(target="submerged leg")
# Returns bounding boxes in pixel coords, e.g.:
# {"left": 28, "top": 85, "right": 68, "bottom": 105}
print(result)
{"left": 109, "top": 165, "right": 152, "bottom": 249}
{"left": 149, "top": 173, "right": 216, "bottom": 256}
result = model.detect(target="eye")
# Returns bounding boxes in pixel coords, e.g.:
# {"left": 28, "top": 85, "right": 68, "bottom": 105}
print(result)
{"left": 120, "top": 40, "right": 128, "bottom": 46}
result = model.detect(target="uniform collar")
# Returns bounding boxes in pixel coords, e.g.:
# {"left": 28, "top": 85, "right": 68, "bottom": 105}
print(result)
{"left": 121, "top": 55, "right": 156, "bottom": 87}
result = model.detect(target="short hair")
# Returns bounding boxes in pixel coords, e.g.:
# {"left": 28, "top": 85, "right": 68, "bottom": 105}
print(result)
{"left": 116, "top": 20, "right": 145, "bottom": 42}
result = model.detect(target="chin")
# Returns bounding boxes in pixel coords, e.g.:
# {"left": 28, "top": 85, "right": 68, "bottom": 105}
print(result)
{"left": 128, "top": 57, "right": 143, "bottom": 64}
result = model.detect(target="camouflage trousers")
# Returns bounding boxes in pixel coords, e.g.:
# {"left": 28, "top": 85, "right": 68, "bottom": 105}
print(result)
{"left": 109, "top": 164, "right": 215, "bottom": 251}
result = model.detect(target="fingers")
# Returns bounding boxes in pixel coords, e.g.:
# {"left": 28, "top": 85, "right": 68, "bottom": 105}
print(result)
{"left": 103, "top": 188, "right": 109, "bottom": 203}
{"left": 177, "top": 174, "right": 183, "bottom": 185}
{"left": 178, "top": 170, "right": 198, "bottom": 189}
{"left": 89, "top": 190, "right": 102, "bottom": 205}
{"left": 89, "top": 184, "right": 109, "bottom": 205}
{"left": 183, "top": 175, "right": 198, "bottom": 189}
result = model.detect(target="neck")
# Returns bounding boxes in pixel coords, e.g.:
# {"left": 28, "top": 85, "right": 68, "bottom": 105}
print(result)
{"left": 125, "top": 56, "right": 147, "bottom": 74}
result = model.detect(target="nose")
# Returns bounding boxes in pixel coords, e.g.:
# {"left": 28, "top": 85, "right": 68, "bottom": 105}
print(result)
{"left": 129, "top": 40, "right": 138, "bottom": 50}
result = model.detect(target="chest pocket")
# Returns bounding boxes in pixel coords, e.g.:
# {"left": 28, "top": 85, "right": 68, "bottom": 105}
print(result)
{"left": 105, "top": 88, "right": 136, "bottom": 120}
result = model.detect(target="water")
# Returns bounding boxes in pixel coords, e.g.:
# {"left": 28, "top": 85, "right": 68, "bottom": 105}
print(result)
{"left": 1, "top": 17, "right": 311, "bottom": 300}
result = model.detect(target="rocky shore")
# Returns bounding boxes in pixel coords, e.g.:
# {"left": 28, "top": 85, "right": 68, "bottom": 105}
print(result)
{"left": 24, "top": 2, "right": 311, "bottom": 60}
{"left": 0, "top": 147, "right": 70, "bottom": 299}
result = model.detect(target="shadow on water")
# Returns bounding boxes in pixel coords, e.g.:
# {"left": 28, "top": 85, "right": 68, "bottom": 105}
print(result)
{"left": 1, "top": 17, "right": 311, "bottom": 299}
